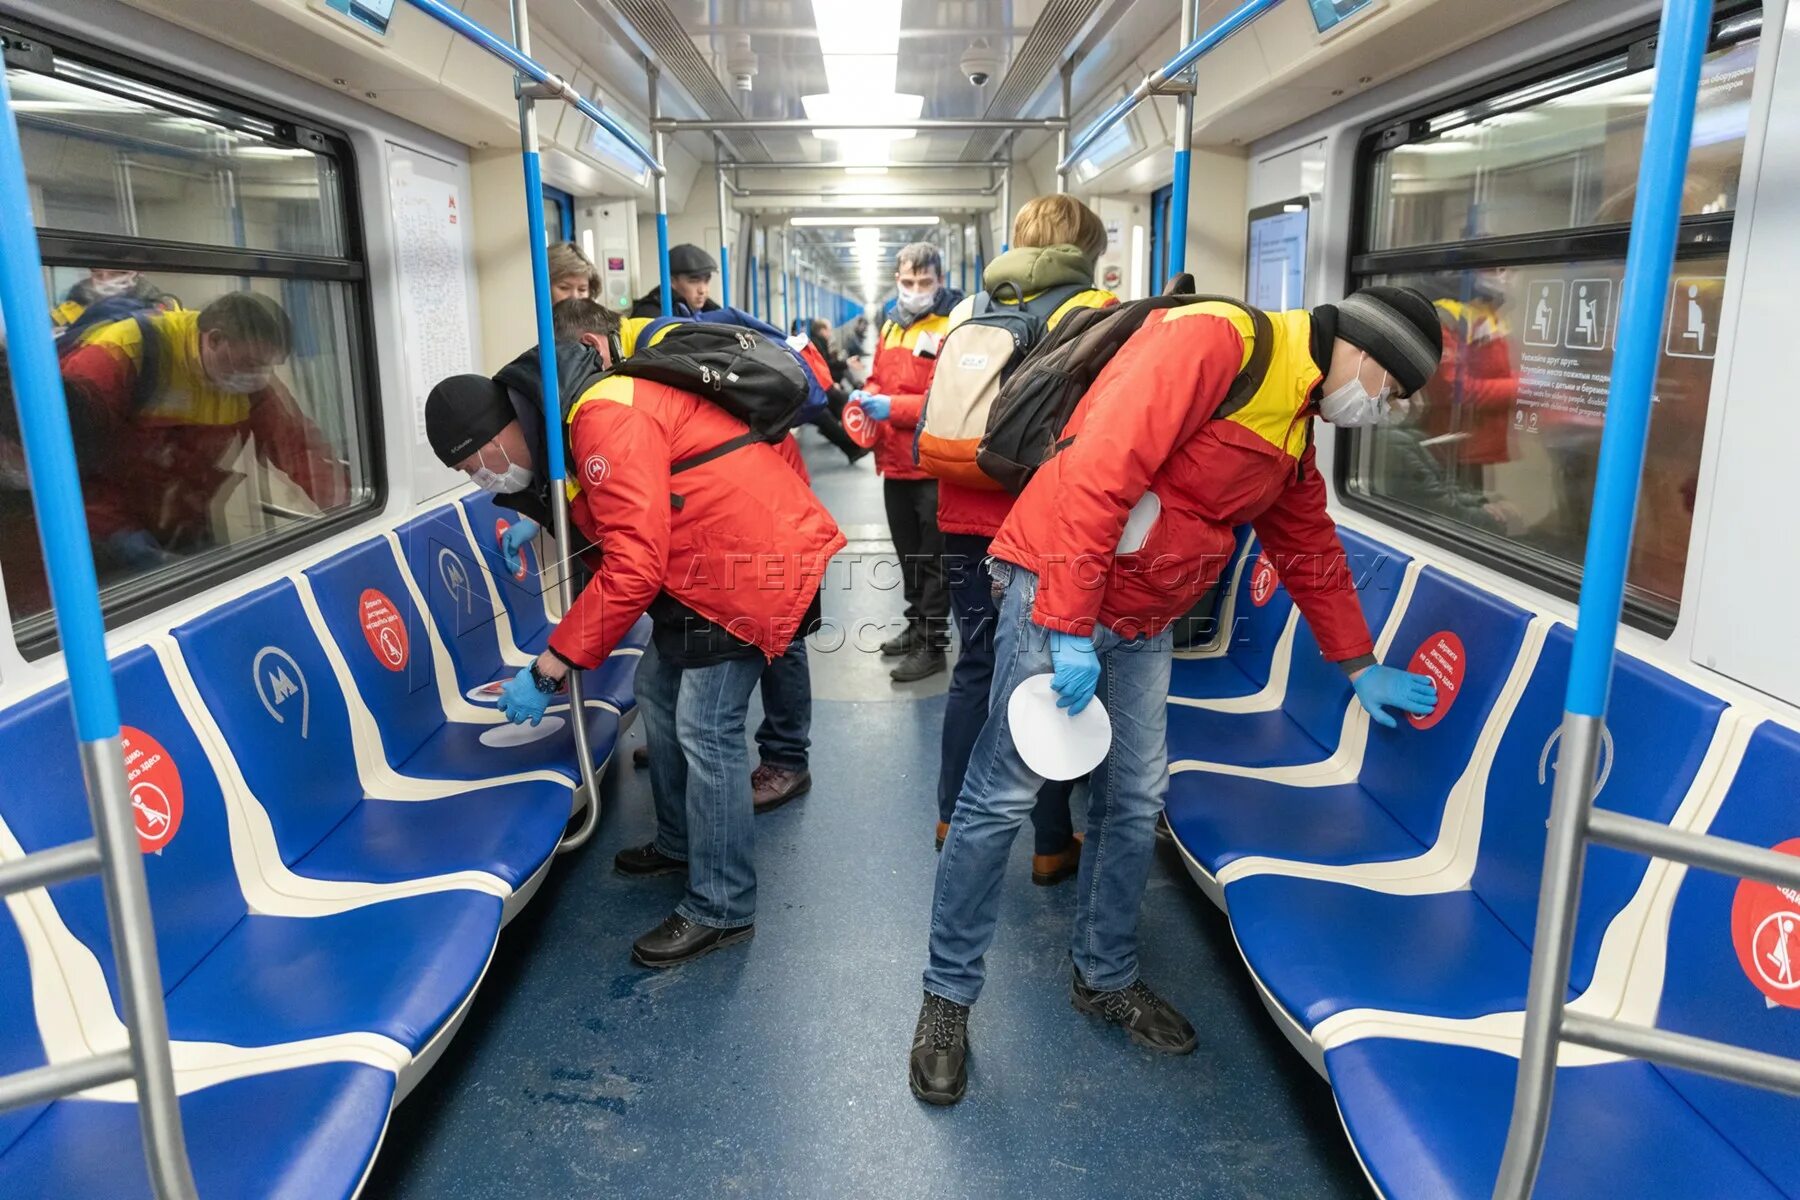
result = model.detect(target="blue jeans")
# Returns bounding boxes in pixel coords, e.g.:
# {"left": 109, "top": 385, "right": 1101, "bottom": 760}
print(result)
{"left": 636, "top": 642, "right": 764, "bottom": 929}
{"left": 754, "top": 638, "right": 811, "bottom": 771}
{"left": 924, "top": 563, "right": 1173, "bottom": 1006}
{"left": 939, "top": 534, "right": 1076, "bottom": 853}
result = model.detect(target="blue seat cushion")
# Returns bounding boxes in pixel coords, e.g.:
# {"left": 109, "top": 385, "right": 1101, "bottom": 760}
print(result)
{"left": 1225, "top": 875, "right": 1540, "bottom": 1030}
{"left": 294, "top": 781, "right": 572, "bottom": 890}
{"left": 1164, "top": 703, "right": 1335, "bottom": 770}
{"left": 163, "top": 891, "right": 501, "bottom": 1054}
{"left": 1165, "top": 772, "right": 1424, "bottom": 879}
{"left": 1167, "top": 654, "right": 1262, "bottom": 702}
{"left": 1327, "top": 1039, "right": 1783, "bottom": 1200}
{"left": 399, "top": 703, "right": 622, "bottom": 785}
{"left": 0, "top": 1064, "right": 393, "bottom": 1200}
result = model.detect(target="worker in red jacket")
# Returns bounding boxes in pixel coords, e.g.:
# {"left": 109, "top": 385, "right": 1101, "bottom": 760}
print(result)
{"left": 909, "top": 286, "right": 1446, "bottom": 1107}
{"left": 854, "top": 242, "right": 964, "bottom": 683}
{"left": 424, "top": 305, "right": 844, "bottom": 970}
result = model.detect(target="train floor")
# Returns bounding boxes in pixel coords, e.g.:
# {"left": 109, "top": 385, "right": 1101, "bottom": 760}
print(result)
{"left": 364, "top": 434, "right": 1370, "bottom": 1199}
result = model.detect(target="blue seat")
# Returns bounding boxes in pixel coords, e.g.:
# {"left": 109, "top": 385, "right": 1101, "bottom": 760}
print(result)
{"left": 0, "top": 906, "right": 395, "bottom": 1199}
{"left": 1165, "top": 568, "right": 1531, "bottom": 879}
{"left": 392, "top": 506, "right": 648, "bottom": 715}
{"left": 1225, "top": 627, "right": 1727, "bottom": 1030}
{"left": 1168, "top": 531, "right": 1290, "bottom": 701}
{"left": 301, "top": 538, "right": 620, "bottom": 786}
{"left": 173, "top": 580, "right": 574, "bottom": 891}
{"left": 1327, "top": 719, "right": 1800, "bottom": 1199}
{"left": 1165, "top": 533, "right": 1412, "bottom": 767}
{"left": 0, "top": 650, "right": 501, "bottom": 1055}
{"left": 457, "top": 490, "right": 556, "bottom": 648}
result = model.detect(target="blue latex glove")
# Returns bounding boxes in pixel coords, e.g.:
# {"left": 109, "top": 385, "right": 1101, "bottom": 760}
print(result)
{"left": 499, "top": 518, "right": 540, "bottom": 575}
{"left": 497, "top": 667, "right": 551, "bottom": 726}
{"left": 852, "top": 390, "right": 892, "bottom": 420}
{"left": 1048, "top": 631, "right": 1101, "bottom": 715}
{"left": 1351, "top": 664, "right": 1439, "bottom": 729}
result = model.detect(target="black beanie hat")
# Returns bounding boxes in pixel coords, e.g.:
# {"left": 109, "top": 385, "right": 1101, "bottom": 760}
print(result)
{"left": 1334, "top": 285, "right": 1444, "bottom": 396}
{"left": 668, "top": 243, "right": 718, "bottom": 277}
{"left": 425, "top": 374, "right": 515, "bottom": 466}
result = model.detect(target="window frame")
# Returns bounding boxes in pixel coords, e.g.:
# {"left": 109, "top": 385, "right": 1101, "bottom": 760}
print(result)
{"left": 1, "top": 15, "right": 386, "bottom": 660}
{"left": 1334, "top": 3, "right": 1761, "bottom": 637}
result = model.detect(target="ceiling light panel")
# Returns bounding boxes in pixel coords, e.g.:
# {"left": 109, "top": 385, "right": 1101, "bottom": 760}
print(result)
{"left": 811, "top": 0, "right": 901, "bottom": 56}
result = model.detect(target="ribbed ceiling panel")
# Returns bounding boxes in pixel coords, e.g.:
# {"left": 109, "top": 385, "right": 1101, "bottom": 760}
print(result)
{"left": 605, "top": 0, "right": 765, "bottom": 159}
{"left": 962, "top": 0, "right": 1099, "bottom": 161}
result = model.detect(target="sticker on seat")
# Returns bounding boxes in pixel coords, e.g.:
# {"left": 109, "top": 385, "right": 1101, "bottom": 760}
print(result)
{"left": 359, "top": 588, "right": 410, "bottom": 671}
{"left": 1405, "top": 630, "right": 1465, "bottom": 730}
{"left": 1732, "top": 838, "right": 1800, "bottom": 1009}
{"left": 123, "top": 726, "right": 183, "bottom": 854}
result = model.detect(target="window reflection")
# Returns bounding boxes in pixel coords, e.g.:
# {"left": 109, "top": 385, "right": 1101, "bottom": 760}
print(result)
{"left": 1350, "top": 257, "right": 1726, "bottom": 616}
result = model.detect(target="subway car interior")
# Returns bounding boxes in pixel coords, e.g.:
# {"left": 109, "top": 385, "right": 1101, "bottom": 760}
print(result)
{"left": 0, "top": 0, "right": 1797, "bottom": 1196}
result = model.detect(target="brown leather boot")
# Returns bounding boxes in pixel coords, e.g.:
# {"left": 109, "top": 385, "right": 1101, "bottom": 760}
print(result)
{"left": 1031, "top": 835, "right": 1083, "bottom": 886}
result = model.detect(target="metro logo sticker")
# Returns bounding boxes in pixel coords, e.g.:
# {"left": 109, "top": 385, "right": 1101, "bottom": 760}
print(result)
{"left": 496, "top": 518, "right": 529, "bottom": 581}
{"left": 842, "top": 399, "right": 878, "bottom": 449}
{"left": 1405, "top": 630, "right": 1465, "bottom": 730}
{"left": 583, "top": 454, "right": 610, "bottom": 487}
{"left": 1731, "top": 839, "right": 1800, "bottom": 1009}
{"left": 359, "top": 588, "right": 410, "bottom": 672}
{"left": 122, "top": 726, "right": 183, "bottom": 854}
{"left": 1249, "top": 553, "right": 1279, "bottom": 607}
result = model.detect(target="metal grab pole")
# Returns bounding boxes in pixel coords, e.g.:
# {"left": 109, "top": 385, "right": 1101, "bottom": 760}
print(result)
{"left": 1491, "top": 2, "right": 1715, "bottom": 1196}
{"left": 1056, "top": 60, "right": 1073, "bottom": 194}
{"left": 649, "top": 64, "right": 672, "bottom": 317}
{"left": 510, "top": 0, "right": 601, "bottom": 841}
{"left": 1059, "top": 0, "right": 1279, "bottom": 177}
{"left": 1168, "top": 0, "right": 1199, "bottom": 276}
{"left": 1000, "top": 135, "right": 1014, "bottom": 253}
{"left": 0, "top": 69, "right": 197, "bottom": 1200}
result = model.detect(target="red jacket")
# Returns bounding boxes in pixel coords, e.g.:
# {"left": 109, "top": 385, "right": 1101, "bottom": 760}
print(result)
{"left": 549, "top": 375, "right": 844, "bottom": 668}
{"left": 866, "top": 306, "right": 957, "bottom": 480}
{"left": 989, "top": 302, "right": 1374, "bottom": 663}
{"left": 1420, "top": 298, "right": 1517, "bottom": 467}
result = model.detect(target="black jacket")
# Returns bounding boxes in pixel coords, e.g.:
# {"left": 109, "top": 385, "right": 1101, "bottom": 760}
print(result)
{"left": 628, "top": 288, "right": 722, "bottom": 319}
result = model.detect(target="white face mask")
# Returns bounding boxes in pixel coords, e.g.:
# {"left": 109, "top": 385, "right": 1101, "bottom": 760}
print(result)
{"left": 896, "top": 285, "right": 937, "bottom": 316}
{"left": 470, "top": 444, "right": 533, "bottom": 494}
{"left": 1317, "top": 352, "right": 1396, "bottom": 428}
{"left": 211, "top": 369, "right": 274, "bottom": 395}
{"left": 90, "top": 275, "right": 138, "bottom": 299}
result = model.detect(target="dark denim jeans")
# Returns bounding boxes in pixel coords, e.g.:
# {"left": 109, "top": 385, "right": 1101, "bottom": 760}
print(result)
{"left": 754, "top": 637, "right": 811, "bottom": 772}
{"left": 636, "top": 643, "right": 764, "bottom": 929}
{"left": 939, "top": 534, "right": 1075, "bottom": 853}
{"left": 924, "top": 563, "right": 1173, "bottom": 1006}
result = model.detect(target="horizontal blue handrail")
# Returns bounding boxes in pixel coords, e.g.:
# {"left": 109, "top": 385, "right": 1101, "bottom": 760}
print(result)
{"left": 398, "top": 0, "right": 664, "bottom": 178}
{"left": 1059, "top": 0, "right": 1281, "bottom": 175}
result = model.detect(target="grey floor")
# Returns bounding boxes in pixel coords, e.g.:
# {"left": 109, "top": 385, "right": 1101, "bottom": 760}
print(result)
{"left": 364, "top": 432, "right": 1369, "bottom": 1199}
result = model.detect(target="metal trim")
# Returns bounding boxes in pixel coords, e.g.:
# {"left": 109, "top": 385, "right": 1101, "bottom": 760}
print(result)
{"left": 0, "top": 838, "right": 101, "bottom": 897}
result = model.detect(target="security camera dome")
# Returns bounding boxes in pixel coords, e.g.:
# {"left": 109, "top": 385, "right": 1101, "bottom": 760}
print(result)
{"left": 960, "top": 40, "right": 1001, "bottom": 88}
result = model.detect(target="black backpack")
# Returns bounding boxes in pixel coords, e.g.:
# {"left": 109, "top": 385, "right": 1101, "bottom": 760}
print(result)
{"left": 975, "top": 275, "right": 1274, "bottom": 495}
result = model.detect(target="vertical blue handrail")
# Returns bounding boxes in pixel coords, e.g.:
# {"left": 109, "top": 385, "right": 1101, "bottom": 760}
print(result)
{"left": 1168, "top": 148, "right": 1192, "bottom": 276}
{"left": 520, "top": 152, "right": 564, "bottom": 487}
{"left": 721, "top": 244, "right": 733, "bottom": 310}
{"left": 748, "top": 252, "right": 760, "bottom": 319}
{"left": 1564, "top": 2, "right": 1712, "bottom": 717}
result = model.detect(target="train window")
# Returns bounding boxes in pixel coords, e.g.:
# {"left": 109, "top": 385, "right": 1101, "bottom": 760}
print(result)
{"left": 0, "top": 27, "right": 378, "bottom": 657}
{"left": 1366, "top": 32, "right": 1758, "bottom": 252}
{"left": 1342, "top": 8, "right": 1759, "bottom": 632}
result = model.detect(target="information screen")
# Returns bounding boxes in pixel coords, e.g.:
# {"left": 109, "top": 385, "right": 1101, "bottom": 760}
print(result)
{"left": 1309, "top": 0, "right": 1380, "bottom": 35}
{"left": 324, "top": 0, "right": 397, "bottom": 36}
{"left": 1246, "top": 200, "right": 1308, "bottom": 312}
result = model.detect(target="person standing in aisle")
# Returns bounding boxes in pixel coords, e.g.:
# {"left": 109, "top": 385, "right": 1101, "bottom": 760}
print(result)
{"left": 854, "top": 243, "right": 963, "bottom": 683}
{"left": 909, "top": 285, "right": 1447, "bottom": 1105}
{"left": 931, "top": 196, "right": 1116, "bottom": 884}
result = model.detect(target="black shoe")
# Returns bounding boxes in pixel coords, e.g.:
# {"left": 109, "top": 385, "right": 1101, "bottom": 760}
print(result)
{"left": 880, "top": 622, "right": 924, "bottom": 657}
{"left": 890, "top": 643, "right": 947, "bottom": 683}
{"left": 908, "top": 991, "right": 970, "bottom": 1105}
{"left": 632, "top": 744, "right": 649, "bottom": 770}
{"left": 630, "top": 912, "right": 753, "bottom": 968}
{"left": 613, "top": 841, "right": 685, "bottom": 877}
{"left": 1070, "top": 970, "right": 1197, "bottom": 1055}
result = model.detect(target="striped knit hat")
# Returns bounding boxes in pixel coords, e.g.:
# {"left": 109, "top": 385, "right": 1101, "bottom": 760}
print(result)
{"left": 1334, "top": 286, "right": 1444, "bottom": 397}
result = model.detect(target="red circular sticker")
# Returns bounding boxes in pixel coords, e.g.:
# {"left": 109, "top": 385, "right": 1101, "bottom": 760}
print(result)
{"left": 582, "top": 454, "right": 610, "bottom": 487}
{"left": 495, "top": 518, "right": 529, "bottom": 581}
{"left": 842, "top": 399, "right": 879, "bottom": 449}
{"left": 122, "top": 726, "right": 183, "bottom": 854}
{"left": 359, "top": 588, "right": 409, "bottom": 672}
{"left": 1732, "top": 838, "right": 1800, "bottom": 1008}
{"left": 1250, "top": 553, "right": 1279, "bottom": 607}
{"left": 1405, "top": 630, "right": 1466, "bottom": 730}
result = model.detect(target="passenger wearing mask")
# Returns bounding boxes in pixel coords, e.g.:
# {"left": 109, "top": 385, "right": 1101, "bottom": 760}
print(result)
{"left": 909, "top": 286, "right": 1446, "bottom": 1106}
{"left": 854, "top": 243, "right": 964, "bottom": 682}
{"left": 934, "top": 195, "right": 1116, "bottom": 885}
{"left": 548, "top": 242, "right": 602, "bottom": 304}
{"left": 58, "top": 291, "right": 349, "bottom": 571}
{"left": 425, "top": 301, "right": 843, "bottom": 968}
{"left": 630, "top": 244, "right": 723, "bottom": 318}
{"left": 51, "top": 268, "right": 177, "bottom": 338}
